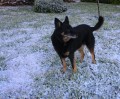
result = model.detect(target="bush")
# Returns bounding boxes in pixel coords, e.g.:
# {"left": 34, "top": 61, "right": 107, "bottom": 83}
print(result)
{"left": 99, "top": 0, "right": 120, "bottom": 4}
{"left": 34, "top": 0, "right": 67, "bottom": 13}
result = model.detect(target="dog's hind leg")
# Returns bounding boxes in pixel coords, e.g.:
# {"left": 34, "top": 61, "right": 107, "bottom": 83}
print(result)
{"left": 69, "top": 54, "right": 77, "bottom": 73}
{"left": 78, "top": 45, "right": 85, "bottom": 63}
{"left": 89, "top": 48, "right": 96, "bottom": 64}
{"left": 61, "top": 58, "right": 67, "bottom": 72}
{"left": 86, "top": 34, "right": 96, "bottom": 64}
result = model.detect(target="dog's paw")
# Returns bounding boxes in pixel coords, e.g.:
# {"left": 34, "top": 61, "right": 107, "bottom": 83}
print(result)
{"left": 60, "top": 67, "right": 66, "bottom": 74}
{"left": 80, "top": 59, "right": 83, "bottom": 63}
{"left": 73, "top": 66, "right": 77, "bottom": 73}
{"left": 73, "top": 68, "right": 77, "bottom": 73}
{"left": 92, "top": 60, "right": 96, "bottom": 64}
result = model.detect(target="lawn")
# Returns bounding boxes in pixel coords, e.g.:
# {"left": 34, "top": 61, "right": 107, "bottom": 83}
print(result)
{"left": 0, "top": 3, "right": 120, "bottom": 99}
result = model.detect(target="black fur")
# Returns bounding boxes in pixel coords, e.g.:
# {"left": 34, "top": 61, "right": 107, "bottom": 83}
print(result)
{"left": 51, "top": 16, "right": 104, "bottom": 72}
{"left": 66, "top": 16, "right": 104, "bottom": 53}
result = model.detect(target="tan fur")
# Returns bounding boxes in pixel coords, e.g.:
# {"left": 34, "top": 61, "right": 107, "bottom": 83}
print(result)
{"left": 78, "top": 45, "right": 85, "bottom": 63}
{"left": 73, "top": 58, "right": 77, "bottom": 72}
{"left": 63, "top": 36, "right": 71, "bottom": 42}
{"left": 64, "top": 51, "right": 70, "bottom": 56}
{"left": 89, "top": 48, "right": 96, "bottom": 64}
{"left": 61, "top": 58, "right": 67, "bottom": 72}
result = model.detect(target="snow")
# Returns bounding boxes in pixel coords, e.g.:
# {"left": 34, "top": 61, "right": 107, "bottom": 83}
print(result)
{"left": 0, "top": 4, "right": 120, "bottom": 99}
{"left": 0, "top": 25, "right": 53, "bottom": 98}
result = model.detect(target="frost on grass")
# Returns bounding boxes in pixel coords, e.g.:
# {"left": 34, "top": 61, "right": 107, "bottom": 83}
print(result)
{"left": 0, "top": 3, "right": 120, "bottom": 99}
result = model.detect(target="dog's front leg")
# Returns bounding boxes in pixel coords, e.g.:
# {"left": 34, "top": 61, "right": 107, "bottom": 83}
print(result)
{"left": 69, "top": 54, "right": 77, "bottom": 73}
{"left": 61, "top": 58, "right": 67, "bottom": 72}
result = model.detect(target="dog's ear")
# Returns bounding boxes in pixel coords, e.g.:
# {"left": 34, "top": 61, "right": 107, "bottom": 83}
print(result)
{"left": 64, "top": 16, "right": 69, "bottom": 24}
{"left": 54, "top": 18, "right": 62, "bottom": 29}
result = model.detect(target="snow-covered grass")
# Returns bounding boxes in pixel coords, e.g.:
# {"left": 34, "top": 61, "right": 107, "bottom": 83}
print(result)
{"left": 0, "top": 3, "right": 120, "bottom": 99}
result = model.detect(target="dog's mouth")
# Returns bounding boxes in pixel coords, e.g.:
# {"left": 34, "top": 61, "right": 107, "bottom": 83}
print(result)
{"left": 63, "top": 34, "right": 77, "bottom": 42}
{"left": 64, "top": 35, "right": 77, "bottom": 39}
{"left": 61, "top": 32, "right": 77, "bottom": 39}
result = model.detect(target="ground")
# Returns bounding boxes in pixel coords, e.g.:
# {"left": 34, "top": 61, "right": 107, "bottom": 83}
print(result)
{"left": 0, "top": 3, "right": 120, "bottom": 99}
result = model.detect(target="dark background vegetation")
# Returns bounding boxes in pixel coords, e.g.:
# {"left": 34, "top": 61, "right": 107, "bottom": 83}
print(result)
{"left": 0, "top": 0, "right": 120, "bottom": 6}
{"left": 81, "top": 0, "right": 120, "bottom": 4}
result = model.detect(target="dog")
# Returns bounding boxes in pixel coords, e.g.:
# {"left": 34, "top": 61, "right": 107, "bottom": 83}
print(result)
{"left": 51, "top": 16, "right": 104, "bottom": 72}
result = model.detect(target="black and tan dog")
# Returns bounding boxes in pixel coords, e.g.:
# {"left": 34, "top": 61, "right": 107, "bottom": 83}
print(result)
{"left": 51, "top": 16, "right": 104, "bottom": 72}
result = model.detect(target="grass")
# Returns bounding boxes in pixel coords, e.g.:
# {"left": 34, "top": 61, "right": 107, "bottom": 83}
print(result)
{"left": 0, "top": 56, "right": 6, "bottom": 70}
{"left": 0, "top": 3, "right": 119, "bottom": 30}
{"left": 0, "top": 2, "right": 120, "bottom": 99}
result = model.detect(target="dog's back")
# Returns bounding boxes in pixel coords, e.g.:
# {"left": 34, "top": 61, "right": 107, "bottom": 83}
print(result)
{"left": 73, "top": 16, "right": 104, "bottom": 34}
{"left": 66, "top": 16, "right": 104, "bottom": 60}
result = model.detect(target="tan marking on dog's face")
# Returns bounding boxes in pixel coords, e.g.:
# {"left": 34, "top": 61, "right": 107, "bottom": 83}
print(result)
{"left": 62, "top": 34, "right": 77, "bottom": 43}
{"left": 61, "top": 32, "right": 71, "bottom": 42}
{"left": 63, "top": 36, "right": 71, "bottom": 42}
{"left": 61, "top": 32, "right": 64, "bottom": 36}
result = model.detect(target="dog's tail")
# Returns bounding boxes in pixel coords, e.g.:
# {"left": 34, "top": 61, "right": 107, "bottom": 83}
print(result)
{"left": 92, "top": 16, "right": 104, "bottom": 31}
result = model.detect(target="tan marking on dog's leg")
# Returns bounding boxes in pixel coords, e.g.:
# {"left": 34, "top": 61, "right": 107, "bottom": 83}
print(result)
{"left": 90, "top": 48, "right": 96, "bottom": 64}
{"left": 61, "top": 58, "right": 67, "bottom": 72}
{"left": 78, "top": 46, "right": 85, "bottom": 63}
{"left": 73, "top": 59, "right": 77, "bottom": 73}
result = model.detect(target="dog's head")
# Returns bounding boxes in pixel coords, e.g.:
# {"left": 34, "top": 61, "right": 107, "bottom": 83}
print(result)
{"left": 54, "top": 16, "right": 77, "bottom": 42}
